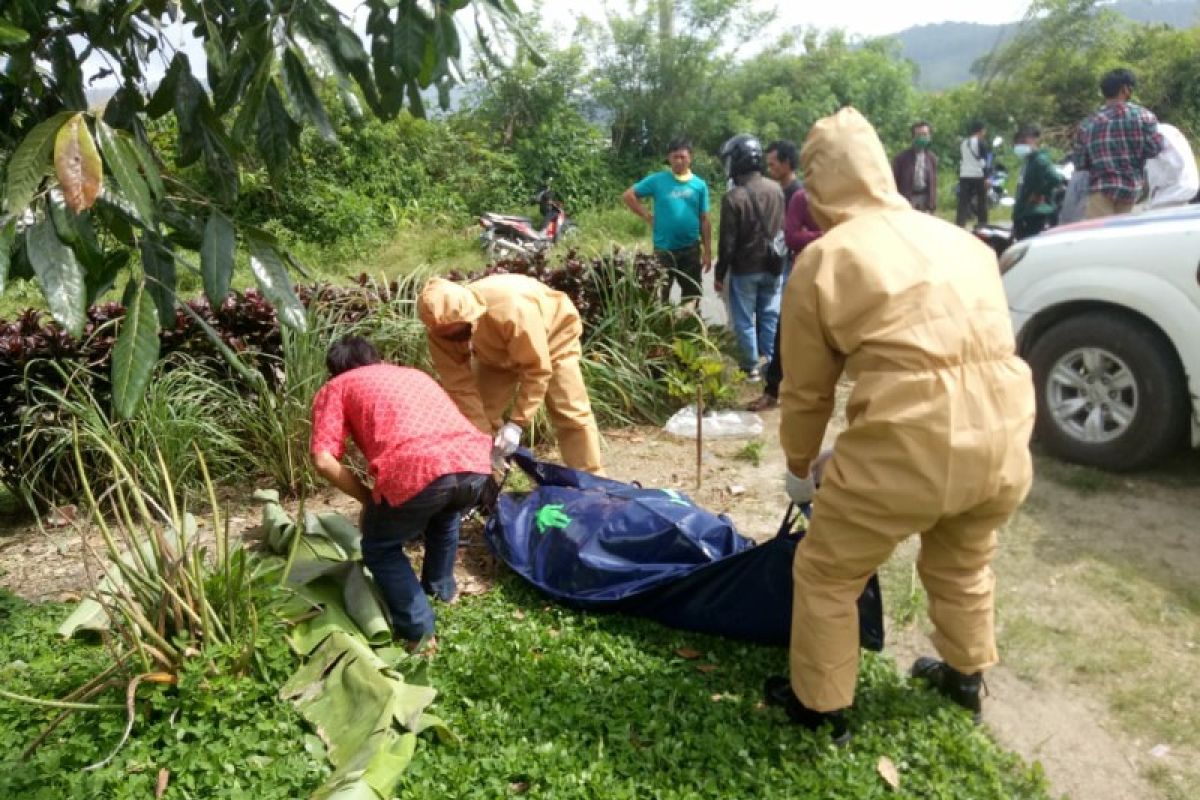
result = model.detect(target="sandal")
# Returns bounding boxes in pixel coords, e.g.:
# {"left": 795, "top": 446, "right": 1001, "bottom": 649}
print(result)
{"left": 746, "top": 394, "right": 779, "bottom": 412}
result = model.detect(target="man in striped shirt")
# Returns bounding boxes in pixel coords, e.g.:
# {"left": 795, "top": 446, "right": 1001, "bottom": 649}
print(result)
{"left": 1077, "top": 68, "right": 1164, "bottom": 219}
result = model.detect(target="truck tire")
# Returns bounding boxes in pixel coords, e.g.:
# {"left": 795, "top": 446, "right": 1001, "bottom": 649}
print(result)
{"left": 1027, "top": 311, "right": 1188, "bottom": 471}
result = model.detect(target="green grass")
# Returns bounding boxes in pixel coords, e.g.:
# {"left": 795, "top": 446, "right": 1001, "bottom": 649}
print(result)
{"left": 0, "top": 577, "right": 1053, "bottom": 799}
{"left": 401, "top": 577, "right": 1050, "bottom": 800}
{"left": 0, "top": 589, "right": 328, "bottom": 799}
{"left": 732, "top": 439, "right": 765, "bottom": 467}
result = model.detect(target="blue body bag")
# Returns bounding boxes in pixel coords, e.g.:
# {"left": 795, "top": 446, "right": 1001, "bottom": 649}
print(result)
{"left": 485, "top": 452, "right": 884, "bottom": 650}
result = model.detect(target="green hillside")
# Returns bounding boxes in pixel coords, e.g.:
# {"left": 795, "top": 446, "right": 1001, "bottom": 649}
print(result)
{"left": 888, "top": 0, "right": 1199, "bottom": 89}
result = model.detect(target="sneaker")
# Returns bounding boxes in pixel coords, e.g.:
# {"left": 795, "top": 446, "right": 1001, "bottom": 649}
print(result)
{"left": 763, "top": 675, "right": 851, "bottom": 745}
{"left": 746, "top": 367, "right": 762, "bottom": 383}
{"left": 909, "top": 657, "right": 983, "bottom": 722}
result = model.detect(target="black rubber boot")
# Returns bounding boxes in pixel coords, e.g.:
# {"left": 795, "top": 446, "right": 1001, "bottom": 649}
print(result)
{"left": 763, "top": 676, "right": 850, "bottom": 746}
{"left": 910, "top": 657, "right": 984, "bottom": 723}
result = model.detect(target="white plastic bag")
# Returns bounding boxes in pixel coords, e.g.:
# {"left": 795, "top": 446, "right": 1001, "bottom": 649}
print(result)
{"left": 663, "top": 405, "right": 764, "bottom": 439}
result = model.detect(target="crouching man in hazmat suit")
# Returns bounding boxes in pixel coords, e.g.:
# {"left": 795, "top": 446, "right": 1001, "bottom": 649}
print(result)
{"left": 763, "top": 107, "right": 1035, "bottom": 743}
{"left": 417, "top": 274, "right": 605, "bottom": 475}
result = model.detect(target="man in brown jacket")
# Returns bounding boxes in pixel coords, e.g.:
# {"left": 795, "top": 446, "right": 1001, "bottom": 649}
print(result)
{"left": 891, "top": 121, "right": 938, "bottom": 212}
{"left": 765, "top": 108, "right": 1035, "bottom": 743}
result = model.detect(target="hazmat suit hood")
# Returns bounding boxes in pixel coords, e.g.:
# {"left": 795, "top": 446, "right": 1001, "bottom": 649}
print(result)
{"left": 417, "top": 277, "right": 486, "bottom": 334}
{"left": 800, "top": 107, "right": 911, "bottom": 232}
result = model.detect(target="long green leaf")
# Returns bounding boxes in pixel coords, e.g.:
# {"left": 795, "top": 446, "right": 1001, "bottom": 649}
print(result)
{"left": 282, "top": 48, "right": 336, "bottom": 142}
{"left": 96, "top": 121, "right": 156, "bottom": 226}
{"left": 0, "top": 219, "right": 15, "bottom": 295}
{"left": 232, "top": 49, "right": 275, "bottom": 143}
{"left": 248, "top": 235, "right": 307, "bottom": 332}
{"left": 257, "top": 81, "right": 299, "bottom": 180}
{"left": 0, "top": 20, "right": 31, "bottom": 46}
{"left": 140, "top": 235, "right": 177, "bottom": 328}
{"left": 26, "top": 217, "right": 87, "bottom": 336}
{"left": 201, "top": 211, "right": 235, "bottom": 307}
{"left": 128, "top": 134, "right": 164, "bottom": 199}
{"left": 4, "top": 111, "right": 72, "bottom": 216}
{"left": 111, "top": 281, "right": 161, "bottom": 420}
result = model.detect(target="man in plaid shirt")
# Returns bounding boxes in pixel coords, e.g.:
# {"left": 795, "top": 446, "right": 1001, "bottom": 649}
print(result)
{"left": 1077, "top": 68, "right": 1164, "bottom": 219}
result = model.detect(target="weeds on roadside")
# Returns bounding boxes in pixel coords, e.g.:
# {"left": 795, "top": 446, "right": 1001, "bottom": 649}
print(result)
{"left": 734, "top": 440, "right": 765, "bottom": 467}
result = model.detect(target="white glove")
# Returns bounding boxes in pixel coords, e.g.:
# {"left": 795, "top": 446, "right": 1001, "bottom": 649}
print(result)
{"left": 785, "top": 471, "right": 816, "bottom": 505}
{"left": 492, "top": 421, "right": 522, "bottom": 464}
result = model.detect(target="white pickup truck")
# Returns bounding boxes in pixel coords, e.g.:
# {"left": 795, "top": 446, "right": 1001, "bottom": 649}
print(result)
{"left": 1000, "top": 204, "right": 1200, "bottom": 471}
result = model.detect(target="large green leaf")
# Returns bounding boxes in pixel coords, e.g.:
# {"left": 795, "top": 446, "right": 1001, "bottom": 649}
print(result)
{"left": 96, "top": 121, "right": 156, "bottom": 227}
{"left": 4, "top": 111, "right": 72, "bottom": 216}
{"left": 282, "top": 48, "right": 336, "bottom": 142}
{"left": 257, "top": 81, "right": 300, "bottom": 180}
{"left": 0, "top": 219, "right": 15, "bottom": 295}
{"left": 200, "top": 211, "right": 235, "bottom": 306}
{"left": 139, "top": 235, "right": 177, "bottom": 328}
{"left": 26, "top": 217, "right": 87, "bottom": 336}
{"left": 248, "top": 235, "right": 307, "bottom": 331}
{"left": 110, "top": 281, "right": 161, "bottom": 420}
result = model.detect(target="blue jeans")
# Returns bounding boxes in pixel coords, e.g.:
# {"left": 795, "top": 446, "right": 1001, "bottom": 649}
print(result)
{"left": 728, "top": 271, "right": 782, "bottom": 371}
{"left": 360, "top": 472, "right": 490, "bottom": 641}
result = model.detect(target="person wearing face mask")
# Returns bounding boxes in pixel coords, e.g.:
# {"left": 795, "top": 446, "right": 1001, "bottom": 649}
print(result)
{"left": 891, "top": 121, "right": 938, "bottom": 213}
{"left": 1011, "top": 125, "right": 1066, "bottom": 240}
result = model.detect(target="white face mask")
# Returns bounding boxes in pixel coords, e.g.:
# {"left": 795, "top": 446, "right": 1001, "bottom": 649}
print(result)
{"left": 1014, "top": 143, "right": 1033, "bottom": 158}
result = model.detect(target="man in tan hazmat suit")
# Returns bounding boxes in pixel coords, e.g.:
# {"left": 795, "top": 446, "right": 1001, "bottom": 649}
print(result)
{"left": 417, "top": 274, "right": 604, "bottom": 475}
{"left": 763, "top": 108, "right": 1035, "bottom": 742}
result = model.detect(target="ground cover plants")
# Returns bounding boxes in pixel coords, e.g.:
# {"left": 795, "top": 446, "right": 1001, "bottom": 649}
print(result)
{"left": 1, "top": 572, "right": 1054, "bottom": 800}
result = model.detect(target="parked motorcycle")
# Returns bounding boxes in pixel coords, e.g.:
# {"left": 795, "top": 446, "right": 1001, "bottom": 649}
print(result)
{"left": 478, "top": 185, "right": 577, "bottom": 259}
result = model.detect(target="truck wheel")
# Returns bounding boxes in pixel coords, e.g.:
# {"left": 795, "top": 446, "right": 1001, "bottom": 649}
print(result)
{"left": 1027, "top": 312, "right": 1188, "bottom": 471}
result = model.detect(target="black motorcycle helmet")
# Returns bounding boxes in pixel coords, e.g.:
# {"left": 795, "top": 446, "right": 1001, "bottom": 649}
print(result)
{"left": 719, "top": 134, "right": 764, "bottom": 179}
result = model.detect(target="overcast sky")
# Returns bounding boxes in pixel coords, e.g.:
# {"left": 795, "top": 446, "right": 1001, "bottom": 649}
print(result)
{"left": 524, "top": 0, "right": 1035, "bottom": 41}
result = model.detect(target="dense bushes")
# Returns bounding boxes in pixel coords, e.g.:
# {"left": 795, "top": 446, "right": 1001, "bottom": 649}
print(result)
{"left": 1, "top": 251, "right": 729, "bottom": 509}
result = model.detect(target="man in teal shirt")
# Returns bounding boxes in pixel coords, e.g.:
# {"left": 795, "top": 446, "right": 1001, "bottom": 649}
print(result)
{"left": 623, "top": 137, "right": 713, "bottom": 303}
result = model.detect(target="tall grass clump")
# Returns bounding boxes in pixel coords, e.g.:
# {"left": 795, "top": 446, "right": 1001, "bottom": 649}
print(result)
{"left": 16, "top": 356, "right": 253, "bottom": 510}
{"left": 582, "top": 256, "right": 729, "bottom": 428}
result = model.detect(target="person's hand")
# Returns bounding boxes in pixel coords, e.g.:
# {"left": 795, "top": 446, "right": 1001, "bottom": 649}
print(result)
{"left": 645, "top": 213, "right": 654, "bottom": 227}
{"left": 714, "top": 278, "right": 724, "bottom": 293}
{"left": 785, "top": 471, "right": 815, "bottom": 505}
{"left": 492, "top": 421, "right": 522, "bottom": 468}
{"left": 702, "top": 251, "right": 713, "bottom": 273}
{"left": 811, "top": 449, "right": 834, "bottom": 487}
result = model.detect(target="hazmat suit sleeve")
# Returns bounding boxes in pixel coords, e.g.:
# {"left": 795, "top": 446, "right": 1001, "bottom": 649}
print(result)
{"left": 778, "top": 253, "right": 844, "bottom": 478}
{"left": 505, "top": 305, "right": 555, "bottom": 428}
{"left": 426, "top": 334, "right": 490, "bottom": 432}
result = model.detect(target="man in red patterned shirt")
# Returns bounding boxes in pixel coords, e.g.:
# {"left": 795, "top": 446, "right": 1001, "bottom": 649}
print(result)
{"left": 310, "top": 336, "right": 492, "bottom": 650}
{"left": 1077, "top": 67, "right": 1164, "bottom": 219}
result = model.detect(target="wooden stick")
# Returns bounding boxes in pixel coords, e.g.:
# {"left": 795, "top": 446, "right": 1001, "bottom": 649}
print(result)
{"left": 696, "top": 383, "right": 703, "bottom": 489}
